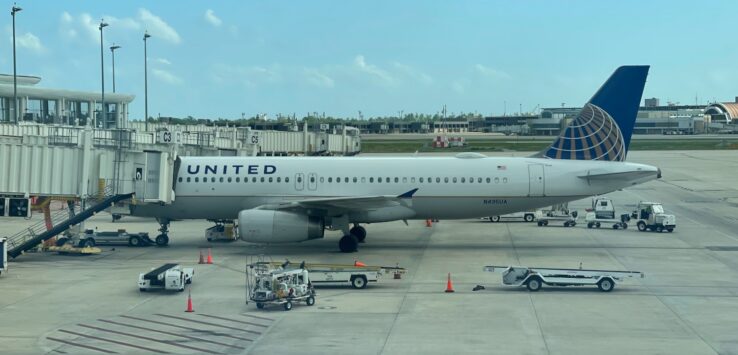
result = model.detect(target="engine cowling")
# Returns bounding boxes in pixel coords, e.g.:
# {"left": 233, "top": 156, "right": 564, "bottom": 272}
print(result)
{"left": 238, "top": 209, "right": 324, "bottom": 243}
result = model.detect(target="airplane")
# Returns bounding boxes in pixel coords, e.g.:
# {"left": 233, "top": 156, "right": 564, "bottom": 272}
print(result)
{"left": 130, "top": 65, "right": 659, "bottom": 253}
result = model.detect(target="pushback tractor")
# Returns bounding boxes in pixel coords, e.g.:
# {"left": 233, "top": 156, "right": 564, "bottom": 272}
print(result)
{"left": 484, "top": 265, "right": 643, "bottom": 292}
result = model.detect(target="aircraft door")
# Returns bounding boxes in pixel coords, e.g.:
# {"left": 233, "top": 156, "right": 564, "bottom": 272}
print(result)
{"left": 528, "top": 164, "right": 545, "bottom": 197}
{"left": 307, "top": 173, "right": 318, "bottom": 191}
{"left": 295, "top": 173, "right": 305, "bottom": 191}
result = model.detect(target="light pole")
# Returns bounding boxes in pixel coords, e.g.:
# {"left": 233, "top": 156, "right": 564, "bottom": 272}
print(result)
{"left": 143, "top": 31, "right": 151, "bottom": 132}
{"left": 11, "top": 4, "right": 22, "bottom": 123}
{"left": 98, "top": 19, "right": 108, "bottom": 128}
{"left": 110, "top": 44, "right": 120, "bottom": 93}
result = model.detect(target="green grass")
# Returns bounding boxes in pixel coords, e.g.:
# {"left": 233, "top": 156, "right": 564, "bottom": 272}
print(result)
{"left": 361, "top": 138, "right": 738, "bottom": 153}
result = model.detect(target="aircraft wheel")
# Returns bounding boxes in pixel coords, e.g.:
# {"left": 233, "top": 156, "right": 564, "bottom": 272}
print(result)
{"left": 339, "top": 234, "right": 358, "bottom": 253}
{"left": 156, "top": 234, "right": 169, "bottom": 246}
{"left": 350, "top": 225, "right": 367, "bottom": 243}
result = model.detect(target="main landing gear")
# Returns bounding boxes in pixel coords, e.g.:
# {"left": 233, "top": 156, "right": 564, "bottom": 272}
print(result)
{"left": 338, "top": 224, "right": 366, "bottom": 253}
{"left": 156, "top": 219, "right": 170, "bottom": 247}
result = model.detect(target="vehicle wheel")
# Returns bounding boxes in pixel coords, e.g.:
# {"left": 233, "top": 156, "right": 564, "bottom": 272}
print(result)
{"left": 129, "top": 236, "right": 141, "bottom": 247}
{"left": 596, "top": 223, "right": 601, "bottom": 228}
{"left": 543, "top": 221, "right": 549, "bottom": 226}
{"left": 56, "top": 237, "right": 69, "bottom": 247}
{"left": 156, "top": 234, "right": 169, "bottom": 246}
{"left": 570, "top": 222, "right": 576, "bottom": 227}
{"left": 667, "top": 228, "right": 674, "bottom": 233}
{"left": 597, "top": 278, "right": 614, "bottom": 292}
{"left": 306, "top": 296, "right": 315, "bottom": 306}
{"left": 537, "top": 221, "right": 544, "bottom": 226}
{"left": 656, "top": 226, "right": 663, "bottom": 233}
{"left": 338, "top": 234, "right": 359, "bottom": 253}
{"left": 139, "top": 288, "right": 146, "bottom": 292}
{"left": 563, "top": 222, "right": 570, "bottom": 227}
{"left": 490, "top": 216, "right": 500, "bottom": 222}
{"left": 637, "top": 221, "right": 646, "bottom": 232}
{"left": 284, "top": 300, "right": 293, "bottom": 311}
{"left": 81, "top": 239, "right": 95, "bottom": 248}
{"left": 613, "top": 224, "right": 619, "bottom": 230}
{"left": 256, "top": 302, "right": 264, "bottom": 309}
{"left": 526, "top": 277, "right": 542, "bottom": 292}
{"left": 350, "top": 225, "right": 367, "bottom": 243}
{"left": 621, "top": 223, "right": 628, "bottom": 230}
{"left": 351, "top": 275, "right": 368, "bottom": 289}
{"left": 178, "top": 287, "right": 184, "bottom": 292}
{"left": 587, "top": 223, "right": 593, "bottom": 229}
{"left": 524, "top": 214, "right": 535, "bottom": 222}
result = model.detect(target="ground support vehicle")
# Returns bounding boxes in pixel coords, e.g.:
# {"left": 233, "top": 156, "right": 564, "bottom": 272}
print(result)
{"left": 253, "top": 260, "right": 406, "bottom": 289}
{"left": 0, "top": 238, "right": 7, "bottom": 276}
{"left": 585, "top": 197, "right": 629, "bottom": 229}
{"left": 206, "top": 222, "right": 238, "bottom": 242}
{"left": 74, "top": 229, "right": 153, "bottom": 247}
{"left": 246, "top": 265, "right": 316, "bottom": 311}
{"left": 535, "top": 209, "right": 579, "bottom": 227}
{"left": 138, "top": 263, "right": 194, "bottom": 292}
{"left": 487, "top": 211, "right": 537, "bottom": 223}
{"left": 631, "top": 202, "right": 676, "bottom": 233}
{"left": 484, "top": 265, "right": 643, "bottom": 292}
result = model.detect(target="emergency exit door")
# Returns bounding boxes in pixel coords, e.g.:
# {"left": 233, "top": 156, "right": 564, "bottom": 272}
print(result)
{"left": 528, "top": 164, "right": 545, "bottom": 196}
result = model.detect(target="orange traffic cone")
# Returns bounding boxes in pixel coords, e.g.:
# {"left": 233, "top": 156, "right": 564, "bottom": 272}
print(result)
{"left": 444, "top": 273, "right": 455, "bottom": 293}
{"left": 185, "top": 290, "right": 194, "bottom": 312}
{"left": 426, "top": 219, "right": 433, "bottom": 227}
{"left": 198, "top": 250, "right": 205, "bottom": 264}
{"left": 206, "top": 248, "right": 213, "bottom": 264}
{"left": 354, "top": 260, "right": 366, "bottom": 267}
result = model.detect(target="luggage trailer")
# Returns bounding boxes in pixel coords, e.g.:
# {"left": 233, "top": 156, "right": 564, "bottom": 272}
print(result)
{"left": 484, "top": 265, "right": 643, "bottom": 292}
{"left": 250, "top": 261, "right": 406, "bottom": 289}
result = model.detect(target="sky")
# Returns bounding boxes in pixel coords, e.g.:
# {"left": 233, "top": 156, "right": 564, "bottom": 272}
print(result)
{"left": 3, "top": 0, "right": 738, "bottom": 120}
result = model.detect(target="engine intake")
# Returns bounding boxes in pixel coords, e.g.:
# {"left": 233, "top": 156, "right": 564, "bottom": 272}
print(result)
{"left": 238, "top": 210, "right": 324, "bottom": 243}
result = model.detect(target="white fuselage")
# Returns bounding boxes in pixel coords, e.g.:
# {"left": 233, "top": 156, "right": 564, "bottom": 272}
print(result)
{"left": 130, "top": 155, "right": 659, "bottom": 222}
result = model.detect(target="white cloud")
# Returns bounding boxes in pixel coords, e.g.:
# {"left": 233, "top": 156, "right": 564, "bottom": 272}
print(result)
{"left": 61, "top": 11, "right": 73, "bottom": 23}
{"left": 139, "top": 8, "right": 181, "bottom": 44}
{"left": 15, "top": 32, "right": 45, "bottom": 53}
{"left": 152, "top": 68, "right": 183, "bottom": 84}
{"left": 155, "top": 58, "right": 171, "bottom": 65}
{"left": 353, "top": 55, "right": 395, "bottom": 84}
{"left": 303, "top": 68, "right": 334, "bottom": 88}
{"left": 393, "top": 62, "right": 433, "bottom": 85}
{"left": 451, "top": 81, "right": 465, "bottom": 94}
{"left": 204, "top": 9, "right": 222, "bottom": 27}
{"left": 475, "top": 64, "right": 510, "bottom": 79}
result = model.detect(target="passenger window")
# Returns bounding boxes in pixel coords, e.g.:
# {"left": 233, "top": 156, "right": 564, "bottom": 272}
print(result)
{"left": 345, "top": 177, "right": 349, "bottom": 183}
{"left": 452, "top": 177, "right": 457, "bottom": 183}
{"left": 220, "top": 177, "right": 225, "bottom": 183}
{"left": 253, "top": 177, "right": 257, "bottom": 183}
{"left": 411, "top": 177, "right": 416, "bottom": 183}
{"left": 461, "top": 177, "right": 465, "bottom": 183}
{"left": 185, "top": 177, "right": 190, "bottom": 182}
{"left": 310, "top": 176, "right": 315, "bottom": 183}
{"left": 261, "top": 177, "right": 265, "bottom": 183}
{"left": 328, "top": 177, "right": 333, "bottom": 183}
{"left": 503, "top": 177, "right": 508, "bottom": 183}
{"left": 178, "top": 177, "right": 183, "bottom": 183}
{"left": 285, "top": 177, "right": 290, "bottom": 183}
{"left": 370, "top": 177, "right": 374, "bottom": 183}
{"left": 194, "top": 177, "right": 199, "bottom": 182}
{"left": 277, "top": 177, "right": 281, "bottom": 183}
{"left": 486, "top": 177, "right": 491, "bottom": 183}
{"left": 436, "top": 177, "right": 440, "bottom": 183}
{"left": 402, "top": 177, "right": 407, "bottom": 183}
{"left": 236, "top": 177, "right": 240, "bottom": 182}
{"left": 444, "top": 177, "right": 449, "bottom": 183}
{"left": 420, "top": 177, "right": 424, "bottom": 183}
{"left": 394, "top": 177, "right": 399, "bottom": 183}
{"left": 353, "top": 177, "right": 358, "bottom": 183}
{"left": 386, "top": 177, "right": 390, "bottom": 183}
{"left": 211, "top": 177, "right": 216, "bottom": 183}
{"left": 361, "top": 177, "right": 366, "bottom": 183}
{"left": 319, "top": 177, "right": 324, "bottom": 183}
{"left": 269, "top": 177, "right": 273, "bottom": 183}
{"left": 298, "top": 177, "right": 303, "bottom": 183}
{"left": 494, "top": 177, "right": 500, "bottom": 183}
{"left": 477, "top": 177, "right": 482, "bottom": 183}
{"left": 378, "top": 177, "right": 382, "bottom": 183}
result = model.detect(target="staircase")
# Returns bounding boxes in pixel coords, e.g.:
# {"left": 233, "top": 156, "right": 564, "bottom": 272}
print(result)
{"left": 5, "top": 190, "right": 134, "bottom": 259}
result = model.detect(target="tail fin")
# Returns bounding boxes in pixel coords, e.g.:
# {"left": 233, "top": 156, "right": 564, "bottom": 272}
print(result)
{"left": 539, "top": 65, "right": 649, "bottom": 161}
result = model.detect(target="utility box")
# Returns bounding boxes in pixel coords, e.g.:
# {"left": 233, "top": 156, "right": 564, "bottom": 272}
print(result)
{"left": 8, "top": 198, "right": 30, "bottom": 218}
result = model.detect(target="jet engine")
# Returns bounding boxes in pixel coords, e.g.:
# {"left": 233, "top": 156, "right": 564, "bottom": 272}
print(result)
{"left": 238, "top": 209, "right": 324, "bottom": 243}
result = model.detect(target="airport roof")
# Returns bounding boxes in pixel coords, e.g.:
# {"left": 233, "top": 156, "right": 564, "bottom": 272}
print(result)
{"left": 705, "top": 102, "right": 738, "bottom": 120}
{"left": 0, "top": 74, "right": 134, "bottom": 103}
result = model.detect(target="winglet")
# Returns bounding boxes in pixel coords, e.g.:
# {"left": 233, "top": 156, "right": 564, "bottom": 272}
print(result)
{"left": 397, "top": 188, "right": 418, "bottom": 199}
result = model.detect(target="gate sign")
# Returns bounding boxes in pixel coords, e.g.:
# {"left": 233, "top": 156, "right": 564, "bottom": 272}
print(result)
{"left": 157, "top": 130, "right": 182, "bottom": 144}
{"left": 135, "top": 168, "right": 143, "bottom": 181}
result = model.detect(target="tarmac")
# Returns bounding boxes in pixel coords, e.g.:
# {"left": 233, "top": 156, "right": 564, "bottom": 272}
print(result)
{"left": 1, "top": 150, "right": 738, "bottom": 354}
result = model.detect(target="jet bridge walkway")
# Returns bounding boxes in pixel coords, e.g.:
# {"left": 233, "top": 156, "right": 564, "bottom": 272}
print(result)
{"left": 5, "top": 192, "right": 134, "bottom": 258}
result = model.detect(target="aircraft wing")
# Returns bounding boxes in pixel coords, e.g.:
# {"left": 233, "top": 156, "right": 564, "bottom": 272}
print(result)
{"left": 258, "top": 188, "right": 418, "bottom": 213}
{"left": 578, "top": 169, "right": 658, "bottom": 181}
